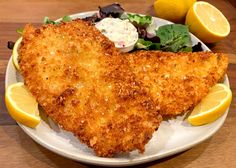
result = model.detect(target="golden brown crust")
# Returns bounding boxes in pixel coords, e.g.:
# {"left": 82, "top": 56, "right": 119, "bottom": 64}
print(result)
{"left": 126, "top": 51, "right": 228, "bottom": 116}
{"left": 19, "top": 20, "right": 162, "bottom": 157}
{"left": 19, "top": 19, "right": 228, "bottom": 157}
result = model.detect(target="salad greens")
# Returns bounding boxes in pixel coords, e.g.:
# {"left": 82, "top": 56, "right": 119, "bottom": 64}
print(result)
{"left": 43, "top": 15, "right": 72, "bottom": 25}
{"left": 83, "top": 3, "right": 124, "bottom": 22}
{"left": 126, "top": 14, "right": 154, "bottom": 39}
{"left": 192, "top": 42, "right": 203, "bottom": 52}
{"left": 43, "top": 16, "right": 59, "bottom": 25}
{"left": 16, "top": 15, "right": 73, "bottom": 36}
{"left": 16, "top": 28, "right": 24, "bottom": 35}
{"left": 62, "top": 15, "right": 72, "bottom": 22}
{"left": 127, "top": 14, "right": 152, "bottom": 26}
{"left": 124, "top": 12, "right": 201, "bottom": 52}
{"left": 135, "top": 39, "right": 160, "bottom": 50}
{"left": 156, "top": 24, "right": 192, "bottom": 52}
{"left": 136, "top": 24, "right": 194, "bottom": 52}
{"left": 99, "top": 3, "right": 124, "bottom": 19}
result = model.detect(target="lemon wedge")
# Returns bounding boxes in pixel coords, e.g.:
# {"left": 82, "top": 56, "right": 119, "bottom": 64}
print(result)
{"left": 188, "top": 84, "right": 232, "bottom": 126}
{"left": 5, "top": 82, "right": 40, "bottom": 128}
{"left": 12, "top": 37, "right": 22, "bottom": 71}
{"left": 185, "top": 1, "right": 230, "bottom": 43}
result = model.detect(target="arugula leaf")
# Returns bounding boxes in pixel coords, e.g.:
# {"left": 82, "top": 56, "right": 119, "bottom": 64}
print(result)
{"left": 127, "top": 14, "right": 152, "bottom": 26}
{"left": 43, "top": 16, "right": 59, "bottom": 25}
{"left": 155, "top": 24, "right": 192, "bottom": 52}
{"left": 62, "top": 15, "right": 72, "bottom": 22}
{"left": 135, "top": 38, "right": 160, "bottom": 50}
{"left": 16, "top": 28, "right": 24, "bottom": 35}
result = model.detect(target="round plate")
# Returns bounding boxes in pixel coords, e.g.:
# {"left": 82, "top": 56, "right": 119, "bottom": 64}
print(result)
{"left": 5, "top": 11, "right": 230, "bottom": 166}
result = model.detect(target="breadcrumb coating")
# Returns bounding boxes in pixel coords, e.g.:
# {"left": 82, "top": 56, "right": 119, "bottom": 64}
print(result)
{"left": 19, "top": 19, "right": 228, "bottom": 157}
{"left": 126, "top": 51, "right": 228, "bottom": 116}
{"left": 19, "top": 20, "right": 162, "bottom": 157}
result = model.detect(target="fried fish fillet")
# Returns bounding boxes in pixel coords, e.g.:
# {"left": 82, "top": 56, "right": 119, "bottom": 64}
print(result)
{"left": 19, "top": 20, "right": 162, "bottom": 157}
{"left": 19, "top": 19, "right": 228, "bottom": 157}
{"left": 126, "top": 51, "right": 228, "bottom": 116}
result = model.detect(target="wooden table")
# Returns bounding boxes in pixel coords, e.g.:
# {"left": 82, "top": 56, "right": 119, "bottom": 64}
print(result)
{"left": 1, "top": 0, "right": 236, "bottom": 167}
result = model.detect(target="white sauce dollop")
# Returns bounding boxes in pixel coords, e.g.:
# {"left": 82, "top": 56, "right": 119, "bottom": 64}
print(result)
{"left": 95, "top": 18, "right": 138, "bottom": 48}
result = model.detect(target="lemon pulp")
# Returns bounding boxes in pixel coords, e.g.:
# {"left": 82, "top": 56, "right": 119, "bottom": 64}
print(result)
{"left": 185, "top": 1, "right": 230, "bottom": 43}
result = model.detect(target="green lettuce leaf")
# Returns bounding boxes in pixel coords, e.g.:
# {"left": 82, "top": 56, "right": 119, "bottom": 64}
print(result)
{"left": 16, "top": 28, "right": 24, "bottom": 35}
{"left": 43, "top": 16, "right": 59, "bottom": 25}
{"left": 135, "top": 38, "right": 160, "bottom": 50}
{"left": 62, "top": 15, "right": 72, "bottom": 22}
{"left": 127, "top": 14, "right": 152, "bottom": 26}
{"left": 155, "top": 24, "right": 192, "bottom": 52}
{"left": 43, "top": 15, "right": 72, "bottom": 25}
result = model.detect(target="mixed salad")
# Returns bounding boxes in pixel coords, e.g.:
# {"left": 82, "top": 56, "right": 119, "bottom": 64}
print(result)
{"left": 8, "top": 3, "right": 203, "bottom": 52}
{"left": 86, "top": 3, "right": 203, "bottom": 52}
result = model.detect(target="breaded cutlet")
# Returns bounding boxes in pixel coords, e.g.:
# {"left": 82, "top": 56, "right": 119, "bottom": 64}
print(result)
{"left": 19, "top": 19, "right": 228, "bottom": 157}
{"left": 126, "top": 51, "right": 228, "bottom": 116}
{"left": 19, "top": 20, "right": 162, "bottom": 157}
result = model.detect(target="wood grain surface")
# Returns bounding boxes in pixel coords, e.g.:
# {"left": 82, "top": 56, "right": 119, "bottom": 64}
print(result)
{"left": 0, "top": 0, "right": 236, "bottom": 167}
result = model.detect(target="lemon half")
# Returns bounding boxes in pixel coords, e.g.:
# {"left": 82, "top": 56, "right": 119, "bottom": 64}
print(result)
{"left": 185, "top": 1, "right": 230, "bottom": 43}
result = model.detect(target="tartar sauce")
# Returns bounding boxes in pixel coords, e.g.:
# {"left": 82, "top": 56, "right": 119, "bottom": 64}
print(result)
{"left": 95, "top": 18, "right": 138, "bottom": 49}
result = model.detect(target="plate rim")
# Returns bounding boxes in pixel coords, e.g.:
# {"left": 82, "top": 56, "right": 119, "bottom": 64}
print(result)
{"left": 5, "top": 11, "right": 230, "bottom": 166}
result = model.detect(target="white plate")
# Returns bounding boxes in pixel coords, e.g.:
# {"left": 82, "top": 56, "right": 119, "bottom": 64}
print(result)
{"left": 5, "top": 11, "right": 230, "bottom": 166}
